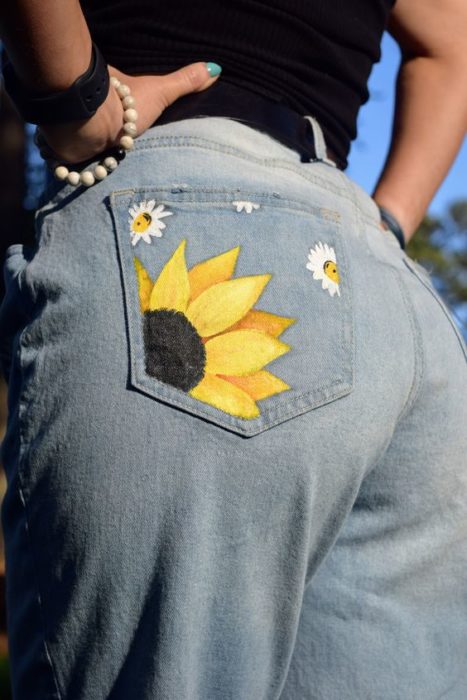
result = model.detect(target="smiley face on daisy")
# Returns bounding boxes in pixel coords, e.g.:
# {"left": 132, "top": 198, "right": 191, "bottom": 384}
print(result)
{"left": 306, "top": 241, "right": 341, "bottom": 297}
{"left": 128, "top": 200, "right": 173, "bottom": 246}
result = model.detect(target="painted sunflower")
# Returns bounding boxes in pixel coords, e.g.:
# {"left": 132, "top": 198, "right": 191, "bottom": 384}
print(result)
{"left": 133, "top": 240, "right": 295, "bottom": 419}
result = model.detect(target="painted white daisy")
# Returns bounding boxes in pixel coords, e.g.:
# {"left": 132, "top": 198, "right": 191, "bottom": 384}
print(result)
{"left": 232, "top": 200, "right": 260, "bottom": 214}
{"left": 128, "top": 200, "right": 173, "bottom": 246}
{"left": 306, "top": 241, "right": 341, "bottom": 297}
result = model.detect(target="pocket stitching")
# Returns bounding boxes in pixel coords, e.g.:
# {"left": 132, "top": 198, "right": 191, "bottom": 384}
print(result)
{"left": 111, "top": 187, "right": 355, "bottom": 434}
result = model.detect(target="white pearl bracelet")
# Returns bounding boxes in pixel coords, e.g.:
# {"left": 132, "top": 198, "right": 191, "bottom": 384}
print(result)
{"left": 35, "top": 76, "right": 138, "bottom": 188}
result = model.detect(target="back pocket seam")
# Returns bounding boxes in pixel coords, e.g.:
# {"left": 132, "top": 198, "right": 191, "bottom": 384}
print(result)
{"left": 110, "top": 186, "right": 355, "bottom": 435}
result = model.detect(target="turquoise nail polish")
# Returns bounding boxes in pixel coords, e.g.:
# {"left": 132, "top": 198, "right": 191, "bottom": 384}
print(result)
{"left": 206, "top": 62, "right": 222, "bottom": 77}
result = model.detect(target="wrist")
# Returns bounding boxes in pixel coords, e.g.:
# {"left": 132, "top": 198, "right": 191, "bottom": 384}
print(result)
{"left": 37, "top": 74, "right": 137, "bottom": 188}
{"left": 38, "top": 83, "right": 124, "bottom": 164}
{"left": 2, "top": 42, "right": 109, "bottom": 125}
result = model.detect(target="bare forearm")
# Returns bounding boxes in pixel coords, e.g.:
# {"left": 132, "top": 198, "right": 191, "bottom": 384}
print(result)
{"left": 0, "top": 0, "right": 219, "bottom": 168}
{"left": 373, "top": 54, "right": 467, "bottom": 242}
{"left": 0, "top": 0, "right": 92, "bottom": 92}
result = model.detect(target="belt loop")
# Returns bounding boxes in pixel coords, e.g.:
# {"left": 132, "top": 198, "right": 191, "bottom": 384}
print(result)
{"left": 304, "top": 115, "right": 337, "bottom": 168}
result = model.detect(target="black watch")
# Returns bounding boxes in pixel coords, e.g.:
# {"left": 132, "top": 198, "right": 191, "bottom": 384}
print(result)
{"left": 2, "top": 42, "right": 109, "bottom": 125}
{"left": 377, "top": 204, "right": 406, "bottom": 250}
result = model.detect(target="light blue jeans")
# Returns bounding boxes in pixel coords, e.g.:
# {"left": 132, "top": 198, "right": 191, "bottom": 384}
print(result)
{"left": 1, "top": 116, "right": 466, "bottom": 700}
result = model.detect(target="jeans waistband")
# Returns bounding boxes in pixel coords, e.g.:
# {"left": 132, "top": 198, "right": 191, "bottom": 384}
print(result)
{"left": 152, "top": 80, "right": 342, "bottom": 169}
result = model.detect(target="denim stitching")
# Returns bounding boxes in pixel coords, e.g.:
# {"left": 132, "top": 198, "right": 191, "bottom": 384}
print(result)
{"left": 13, "top": 329, "right": 64, "bottom": 699}
{"left": 133, "top": 137, "right": 351, "bottom": 197}
{"left": 392, "top": 268, "right": 425, "bottom": 422}
{"left": 36, "top": 133, "right": 380, "bottom": 229}
{"left": 111, "top": 189, "right": 353, "bottom": 435}
{"left": 402, "top": 257, "right": 467, "bottom": 362}
{"left": 132, "top": 375, "right": 351, "bottom": 427}
{"left": 112, "top": 186, "right": 342, "bottom": 226}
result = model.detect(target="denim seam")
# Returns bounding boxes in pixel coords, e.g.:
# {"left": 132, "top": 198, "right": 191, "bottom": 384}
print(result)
{"left": 37, "top": 142, "right": 380, "bottom": 229}
{"left": 392, "top": 268, "right": 425, "bottom": 422}
{"left": 351, "top": 209, "right": 406, "bottom": 272}
{"left": 113, "top": 185, "right": 345, "bottom": 227}
{"left": 335, "top": 176, "right": 424, "bottom": 443}
{"left": 110, "top": 189, "right": 353, "bottom": 435}
{"left": 339, "top": 170, "right": 380, "bottom": 254}
{"left": 402, "top": 257, "right": 467, "bottom": 362}
{"left": 356, "top": 270, "right": 425, "bottom": 483}
{"left": 133, "top": 136, "right": 352, "bottom": 197}
{"left": 14, "top": 330, "right": 64, "bottom": 700}
{"left": 131, "top": 375, "right": 353, "bottom": 428}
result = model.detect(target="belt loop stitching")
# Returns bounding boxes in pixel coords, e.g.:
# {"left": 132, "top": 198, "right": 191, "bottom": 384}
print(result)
{"left": 304, "top": 115, "right": 337, "bottom": 168}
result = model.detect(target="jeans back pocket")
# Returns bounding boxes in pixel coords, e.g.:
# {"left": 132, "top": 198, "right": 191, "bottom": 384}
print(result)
{"left": 109, "top": 187, "right": 354, "bottom": 435}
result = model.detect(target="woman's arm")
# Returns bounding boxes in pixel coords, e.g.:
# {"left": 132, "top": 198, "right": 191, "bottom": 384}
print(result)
{"left": 372, "top": 0, "right": 467, "bottom": 243}
{"left": 0, "top": 1, "right": 221, "bottom": 163}
{"left": 0, "top": 0, "right": 92, "bottom": 92}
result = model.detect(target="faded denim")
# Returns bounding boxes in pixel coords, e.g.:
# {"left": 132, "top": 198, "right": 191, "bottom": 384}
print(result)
{"left": 0, "top": 115, "right": 466, "bottom": 700}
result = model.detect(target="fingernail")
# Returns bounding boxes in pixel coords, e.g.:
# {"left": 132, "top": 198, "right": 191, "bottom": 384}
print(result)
{"left": 206, "top": 62, "right": 222, "bottom": 77}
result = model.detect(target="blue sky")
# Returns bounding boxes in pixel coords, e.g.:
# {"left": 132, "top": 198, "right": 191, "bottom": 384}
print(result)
{"left": 347, "top": 32, "right": 467, "bottom": 216}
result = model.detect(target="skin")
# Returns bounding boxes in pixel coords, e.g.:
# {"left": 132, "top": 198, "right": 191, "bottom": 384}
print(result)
{"left": 1, "top": 0, "right": 466, "bottom": 243}
{"left": 374, "top": 0, "right": 467, "bottom": 242}
{"left": 0, "top": 1, "right": 220, "bottom": 163}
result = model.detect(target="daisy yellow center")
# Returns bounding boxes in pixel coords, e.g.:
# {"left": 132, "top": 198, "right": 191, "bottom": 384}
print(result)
{"left": 324, "top": 260, "right": 339, "bottom": 283}
{"left": 132, "top": 212, "right": 152, "bottom": 233}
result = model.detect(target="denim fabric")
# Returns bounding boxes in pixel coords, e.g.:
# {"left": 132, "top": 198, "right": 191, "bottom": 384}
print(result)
{"left": 0, "top": 116, "right": 466, "bottom": 700}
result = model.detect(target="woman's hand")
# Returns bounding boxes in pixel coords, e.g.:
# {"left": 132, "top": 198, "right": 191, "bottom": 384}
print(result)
{"left": 38, "top": 61, "right": 221, "bottom": 165}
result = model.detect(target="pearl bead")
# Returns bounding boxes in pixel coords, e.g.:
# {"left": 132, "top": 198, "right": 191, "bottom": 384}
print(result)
{"left": 123, "top": 122, "right": 138, "bottom": 137}
{"left": 123, "top": 108, "right": 138, "bottom": 123}
{"left": 94, "top": 165, "right": 108, "bottom": 180}
{"left": 67, "top": 171, "right": 80, "bottom": 186}
{"left": 114, "top": 148, "right": 126, "bottom": 161}
{"left": 117, "top": 84, "right": 130, "bottom": 98}
{"left": 119, "top": 135, "right": 134, "bottom": 150}
{"left": 80, "top": 171, "right": 95, "bottom": 187}
{"left": 54, "top": 166, "right": 69, "bottom": 180}
{"left": 103, "top": 156, "right": 118, "bottom": 171}
{"left": 51, "top": 80, "right": 137, "bottom": 188}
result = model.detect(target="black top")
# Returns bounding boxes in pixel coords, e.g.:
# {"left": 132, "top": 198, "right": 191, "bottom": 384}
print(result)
{"left": 81, "top": 0, "right": 396, "bottom": 168}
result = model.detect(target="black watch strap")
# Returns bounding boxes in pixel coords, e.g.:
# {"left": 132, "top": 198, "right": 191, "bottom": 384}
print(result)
{"left": 377, "top": 204, "right": 406, "bottom": 250}
{"left": 2, "top": 42, "right": 109, "bottom": 125}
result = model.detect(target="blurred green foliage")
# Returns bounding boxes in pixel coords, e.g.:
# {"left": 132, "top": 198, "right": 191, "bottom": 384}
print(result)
{"left": 0, "top": 655, "right": 11, "bottom": 700}
{"left": 407, "top": 200, "right": 467, "bottom": 333}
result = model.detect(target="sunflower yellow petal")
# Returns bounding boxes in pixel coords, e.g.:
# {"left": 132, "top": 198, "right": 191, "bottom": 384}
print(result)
{"left": 220, "top": 370, "right": 290, "bottom": 400}
{"left": 133, "top": 257, "right": 153, "bottom": 312}
{"left": 229, "top": 309, "right": 295, "bottom": 337}
{"left": 189, "top": 374, "right": 259, "bottom": 419}
{"left": 149, "top": 239, "right": 190, "bottom": 312}
{"left": 188, "top": 246, "right": 240, "bottom": 301}
{"left": 205, "top": 329, "right": 290, "bottom": 376}
{"left": 186, "top": 274, "right": 271, "bottom": 337}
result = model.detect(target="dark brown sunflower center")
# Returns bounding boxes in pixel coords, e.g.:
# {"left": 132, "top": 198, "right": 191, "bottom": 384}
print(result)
{"left": 142, "top": 309, "right": 206, "bottom": 391}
